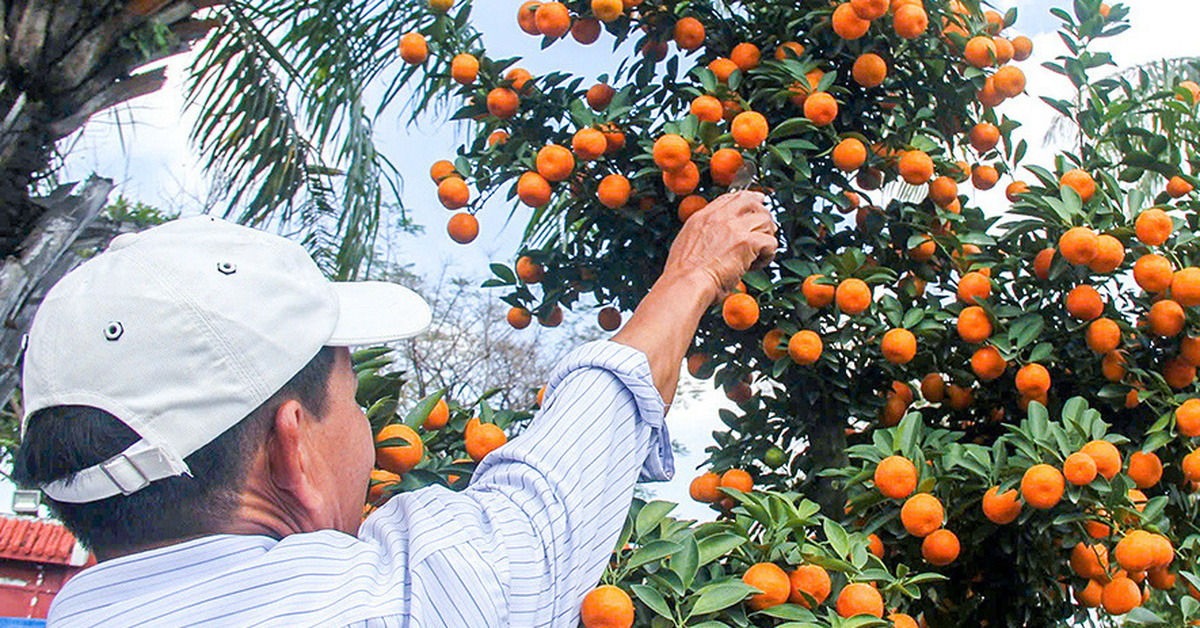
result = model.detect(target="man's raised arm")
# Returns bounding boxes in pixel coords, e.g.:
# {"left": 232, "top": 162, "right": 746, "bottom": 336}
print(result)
{"left": 612, "top": 191, "right": 775, "bottom": 403}
{"left": 366, "top": 191, "right": 776, "bottom": 626}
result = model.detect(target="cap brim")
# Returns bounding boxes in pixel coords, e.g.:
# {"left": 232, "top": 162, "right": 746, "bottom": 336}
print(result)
{"left": 326, "top": 281, "right": 432, "bottom": 345}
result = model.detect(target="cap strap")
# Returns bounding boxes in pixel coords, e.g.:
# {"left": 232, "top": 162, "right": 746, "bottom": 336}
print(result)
{"left": 40, "top": 439, "right": 189, "bottom": 503}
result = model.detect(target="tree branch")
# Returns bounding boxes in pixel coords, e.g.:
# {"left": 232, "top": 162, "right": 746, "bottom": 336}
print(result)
{"left": 48, "top": 68, "right": 167, "bottom": 139}
{"left": 8, "top": 1, "right": 49, "bottom": 70}
{"left": 0, "top": 176, "right": 114, "bottom": 404}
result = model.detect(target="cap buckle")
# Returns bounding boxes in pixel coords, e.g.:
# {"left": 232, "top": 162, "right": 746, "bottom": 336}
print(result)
{"left": 99, "top": 453, "right": 151, "bottom": 495}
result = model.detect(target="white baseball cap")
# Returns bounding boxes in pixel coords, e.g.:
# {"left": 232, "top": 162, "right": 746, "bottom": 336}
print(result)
{"left": 21, "top": 216, "right": 432, "bottom": 503}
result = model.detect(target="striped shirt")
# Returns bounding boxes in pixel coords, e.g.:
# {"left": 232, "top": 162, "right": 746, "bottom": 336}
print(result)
{"left": 46, "top": 341, "right": 673, "bottom": 627}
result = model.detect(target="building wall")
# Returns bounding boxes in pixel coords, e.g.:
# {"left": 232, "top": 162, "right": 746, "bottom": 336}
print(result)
{"left": 0, "top": 561, "right": 81, "bottom": 619}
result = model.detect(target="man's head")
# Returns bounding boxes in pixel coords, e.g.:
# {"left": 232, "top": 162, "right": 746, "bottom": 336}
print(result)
{"left": 12, "top": 217, "right": 429, "bottom": 556}
{"left": 14, "top": 346, "right": 374, "bottom": 555}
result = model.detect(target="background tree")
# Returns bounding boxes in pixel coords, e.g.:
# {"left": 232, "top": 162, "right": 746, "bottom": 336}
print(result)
{"left": 370, "top": 259, "right": 597, "bottom": 409}
{"left": 374, "top": 0, "right": 1200, "bottom": 625}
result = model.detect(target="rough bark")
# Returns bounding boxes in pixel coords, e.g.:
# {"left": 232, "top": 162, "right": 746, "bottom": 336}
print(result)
{"left": 0, "top": 176, "right": 116, "bottom": 404}
{"left": 0, "top": 0, "right": 220, "bottom": 257}
{"left": 808, "top": 395, "right": 849, "bottom": 518}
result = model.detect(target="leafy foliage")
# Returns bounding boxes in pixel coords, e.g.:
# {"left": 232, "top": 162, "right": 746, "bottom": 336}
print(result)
{"left": 368, "top": 0, "right": 1200, "bottom": 624}
{"left": 186, "top": 0, "right": 468, "bottom": 278}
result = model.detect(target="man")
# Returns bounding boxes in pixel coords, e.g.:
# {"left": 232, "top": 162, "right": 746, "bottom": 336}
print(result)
{"left": 14, "top": 190, "right": 775, "bottom": 626}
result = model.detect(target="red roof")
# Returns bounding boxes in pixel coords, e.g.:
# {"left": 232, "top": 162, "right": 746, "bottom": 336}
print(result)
{"left": 0, "top": 516, "right": 85, "bottom": 566}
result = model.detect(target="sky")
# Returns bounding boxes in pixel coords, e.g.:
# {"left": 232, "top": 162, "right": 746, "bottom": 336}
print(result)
{"left": 32, "top": 0, "right": 1200, "bottom": 522}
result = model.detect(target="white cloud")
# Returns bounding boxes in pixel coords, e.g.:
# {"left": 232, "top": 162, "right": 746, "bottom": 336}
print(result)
{"left": 59, "top": 53, "right": 209, "bottom": 216}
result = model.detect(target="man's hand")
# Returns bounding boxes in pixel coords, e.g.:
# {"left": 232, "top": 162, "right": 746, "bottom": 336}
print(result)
{"left": 612, "top": 191, "right": 778, "bottom": 403}
{"left": 661, "top": 191, "right": 778, "bottom": 303}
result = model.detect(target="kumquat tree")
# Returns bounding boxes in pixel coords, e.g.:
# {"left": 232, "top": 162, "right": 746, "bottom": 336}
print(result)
{"left": 359, "top": 0, "right": 1200, "bottom": 625}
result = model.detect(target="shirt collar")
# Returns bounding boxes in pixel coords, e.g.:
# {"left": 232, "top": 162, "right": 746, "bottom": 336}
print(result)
{"left": 52, "top": 535, "right": 277, "bottom": 619}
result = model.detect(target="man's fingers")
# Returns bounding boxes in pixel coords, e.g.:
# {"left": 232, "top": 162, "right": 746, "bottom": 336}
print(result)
{"left": 747, "top": 233, "right": 778, "bottom": 271}
{"left": 732, "top": 212, "right": 777, "bottom": 238}
{"left": 750, "top": 211, "right": 777, "bottom": 236}
{"left": 748, "top": 232, "right": 778, "bottom": 258}
{"left": 734, "top": 192, "right": 768, "bottom": 216}
{"left": 710, "top": 190, "right": 767, "bottom": 216}
{"left": 708, "top": 190, "right": 750, "bottom": 209}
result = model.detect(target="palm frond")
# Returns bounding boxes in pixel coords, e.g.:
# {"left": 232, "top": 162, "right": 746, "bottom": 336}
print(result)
{"left": 188, "top": 5, "right": 342, "bottom": 266}
{"left": 1041, "top": 56, "right": 1200, "bottom": 203}
{"left": 187, "top": 0, "right": 472, "bottom": 278}
{"left": 1044, "top": 56, "right": 1200, "bottom": 146}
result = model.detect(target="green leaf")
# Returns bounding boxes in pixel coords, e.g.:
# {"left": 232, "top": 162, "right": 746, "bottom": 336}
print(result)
{"left": 902, "top": 308, "right": 925, "bottom": 329}
{"left": 1062, "top": 397, "right": 1088, "bottom": 425}
{"left": 1183, "top": 594, "right": 1200, "bottom": 618}
{"left": 823, "top": 519, "right": 851, "bottom": 558}
{"left": 1142, "top": 430, "right": 1171, "bottom": 454}
{"left": 1060, "top": 183, "right": 1083, "bottom": 215}
{"left": 397, "top": 468, "right": 445, "bottom": 491}
{"left": 636, "top": 501, "right": 677, "bottom": 538}
{"left": 688, "top": 581, "right": 758, "bottom": 617}
{"left": 1026, "top": 400, "right": 1049, "bottom": 429}
{"left": 757, "top": 604, "right": 817, "bottom": 620}
{"left": 1008, "top": 315, "right": 1045, "bottom": 349}
{"left": 1029, "top": 343, "right": 1054, "bottom": 362}
{"left": 1141, "top": 495, "right": 1168, "bottom": 523}
{"left": 631, "top": 584, "right": 673, "bottom": 619}
{"left": 1124, "top": 606, "right": 1165, "bottom": 624}
{"left": 894, "top": 411, "right": 923, "bottom": 458}
{"left": 1043, "top": 195, "right": 1074, "bottom": 224}
{"left": 626, "top": 540, "right": 683, "bottom": 571}
{"left": 352, "top": 346, "right": 392, "bottom": 365}
{"left": 471, "top": 399, "right": 492, "bottom": 425}
{"left": 366, "top": 397, "right": 398, "bottom": 433}
{"left": 743, "top": 270, "right": 771, "bottom": 292}
{"left": 842, "top": 616, "right": 892, "bottom": 628}
{"left": 490, "top": 263, "right": 517, "bottom": 284}
{"left": 769, "top": 117, "right": 812, "bottom": 140}
{"left": 672, "top": 533, "right": 700, "bottom": 590}
{"left": 650, "top": 567, "right": 688, "bottom": 598}
{"left": 614, "top": 508, "right": 635, "bottom": 554}
{"left": 403, "top": 388, "right": 448, "bottom": 429}
{"left": 698, "top": 533, "right": 746, "bottom": 566}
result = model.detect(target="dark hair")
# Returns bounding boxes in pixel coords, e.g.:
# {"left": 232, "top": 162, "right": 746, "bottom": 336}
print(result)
{"left": 12, "top": 347, "right": 338, "bottom": 555}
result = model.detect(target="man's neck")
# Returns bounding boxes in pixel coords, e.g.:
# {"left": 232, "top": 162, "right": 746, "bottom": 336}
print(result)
{"left": 226, "top": 486, "right": 315, "bottom": 539}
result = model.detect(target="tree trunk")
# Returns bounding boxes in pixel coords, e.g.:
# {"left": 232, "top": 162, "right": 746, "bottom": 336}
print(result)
{"left": 0, "top": 0, "right": 220, "bottom": 256}
{"left": 0, "top": 176, "right": 115, "bottom": 405}
{"left": 807, "top": 394, "right": 848, "bottom": 518}
{"left": 809, "top": 419, "right": 848, "bottom": 517}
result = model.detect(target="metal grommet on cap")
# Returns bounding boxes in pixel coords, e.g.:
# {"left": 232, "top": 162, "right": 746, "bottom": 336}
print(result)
{"left": 104, "top": 322, "right": 124, "bottom": 341}
{"left": 217, "top": 262, "right": 237, "bottom": 275}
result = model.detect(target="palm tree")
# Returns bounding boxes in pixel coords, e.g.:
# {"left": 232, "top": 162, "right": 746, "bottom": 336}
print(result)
{"left": 0, "top": 0, "right": 470, "bottom": 403}
{"left": 1044, "top": 56, "right": 1200, "bottom": 201}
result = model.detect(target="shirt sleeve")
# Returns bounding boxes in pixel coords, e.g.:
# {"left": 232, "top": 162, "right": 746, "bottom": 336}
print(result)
{"left": 357, "top": 340, "right": 673, "bottom": 627}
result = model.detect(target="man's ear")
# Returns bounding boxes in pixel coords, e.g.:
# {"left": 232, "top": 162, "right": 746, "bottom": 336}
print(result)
{"left": 267, "top": 399, "right": 307, "bottom": 493}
